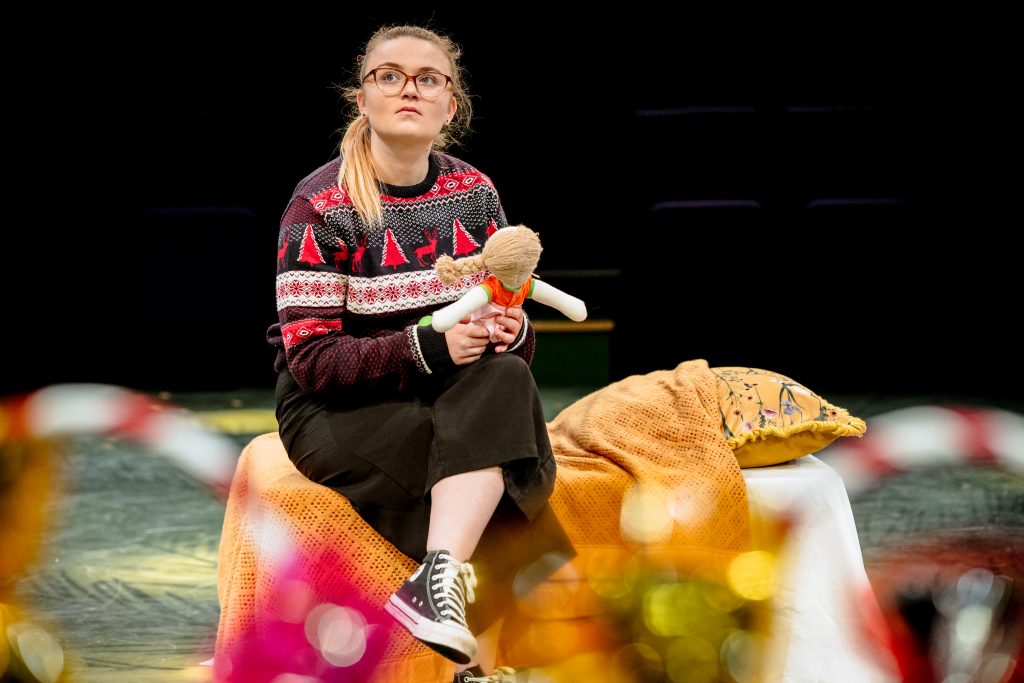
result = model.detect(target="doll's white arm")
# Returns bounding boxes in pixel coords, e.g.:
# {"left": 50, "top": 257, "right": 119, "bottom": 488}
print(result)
{"left": 431, "top": 285, "right": 491, "bottom": 332}
{"left": 530, "top": 279, "right": 587, "bottom": 321}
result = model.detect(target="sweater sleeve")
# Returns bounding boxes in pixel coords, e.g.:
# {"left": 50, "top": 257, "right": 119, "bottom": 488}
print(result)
{"left": 506, "top": 310, "right": 536, "bottom": 365}
{"left": 275, "top": 194, "right": 422, "bottom": 394}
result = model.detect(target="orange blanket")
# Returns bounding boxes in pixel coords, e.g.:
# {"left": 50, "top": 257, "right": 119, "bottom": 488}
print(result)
{"left": 214, "top": 358, "right": 749, "bottom": 680}
{"left": 546, "top": 358, "right": 750, "bottom": 551}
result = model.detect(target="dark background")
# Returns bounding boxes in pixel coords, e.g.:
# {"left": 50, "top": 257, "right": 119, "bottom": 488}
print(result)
{"left": 7, "top": 10, "right": 1012, "bottom": 403}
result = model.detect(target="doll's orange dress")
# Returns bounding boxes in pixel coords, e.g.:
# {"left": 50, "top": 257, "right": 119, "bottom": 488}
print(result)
{"left": 471, "top": 276, "right": 534, "bottom": 341}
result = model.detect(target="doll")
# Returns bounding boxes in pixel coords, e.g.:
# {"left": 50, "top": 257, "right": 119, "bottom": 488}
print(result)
{"left": 427, "top": 225, "right": 587, "bottom": 338}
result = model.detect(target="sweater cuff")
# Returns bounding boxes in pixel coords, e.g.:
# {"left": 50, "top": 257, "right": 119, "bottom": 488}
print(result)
{"left": 411, "top": 323, "right": 456, "bottom": 374}
{"left": 507, "top": 311, "right": 530, "bottom": 352}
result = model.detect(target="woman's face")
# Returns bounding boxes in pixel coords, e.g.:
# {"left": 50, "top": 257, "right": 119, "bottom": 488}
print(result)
{"left": 357, "top": 37, "right": 457, "bottom": 146}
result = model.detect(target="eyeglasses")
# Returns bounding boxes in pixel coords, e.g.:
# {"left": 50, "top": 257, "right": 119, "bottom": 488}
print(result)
{"left": 362, "top": 68, "right": 453, "bottom": 100}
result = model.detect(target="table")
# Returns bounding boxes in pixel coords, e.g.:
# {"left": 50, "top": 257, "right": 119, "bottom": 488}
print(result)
{"left": 742, "top": 455, "right": 899, "bottom": 683}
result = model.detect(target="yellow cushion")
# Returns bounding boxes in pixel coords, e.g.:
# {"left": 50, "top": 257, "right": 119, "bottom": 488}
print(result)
{"left": 711, "top": 366, "right": 866, "bottom": 467}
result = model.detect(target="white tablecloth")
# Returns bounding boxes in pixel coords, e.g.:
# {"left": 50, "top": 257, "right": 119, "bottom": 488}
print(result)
{"left": 742, "top": 455, "right": 899, "bottom": 683}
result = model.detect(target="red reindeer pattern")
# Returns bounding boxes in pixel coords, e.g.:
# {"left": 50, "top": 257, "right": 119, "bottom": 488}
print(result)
{"left": 414, "top": 227, "right": 439, "bottom": 266}
{"left": 351, "top": 235, "right": 368, "bottom": 273}
{"left": 333, "top": 238, "right": 350, "bottom": 268}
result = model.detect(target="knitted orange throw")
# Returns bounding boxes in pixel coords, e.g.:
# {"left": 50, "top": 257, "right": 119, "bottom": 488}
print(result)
{"left": 547, "top": 357, "right": 750, "bottom": 552}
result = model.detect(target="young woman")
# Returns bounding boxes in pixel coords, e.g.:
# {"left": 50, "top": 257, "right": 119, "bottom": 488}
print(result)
{"left": 266, "top": 24, "right": 574, "bottom": 682}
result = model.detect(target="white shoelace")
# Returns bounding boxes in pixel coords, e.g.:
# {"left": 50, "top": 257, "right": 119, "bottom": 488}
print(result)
{"left": 432, "top": 553, "right": 477, "bottom": 628}
{"left": 465, "top": 666, "right": 517, "bottom": 682}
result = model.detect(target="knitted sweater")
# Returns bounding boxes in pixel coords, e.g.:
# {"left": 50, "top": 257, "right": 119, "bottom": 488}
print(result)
{"left": 265, "top": 150, "right": 535, "bottom": 395}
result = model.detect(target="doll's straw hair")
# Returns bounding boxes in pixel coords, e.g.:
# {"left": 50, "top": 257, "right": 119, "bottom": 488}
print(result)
{"left": 435, "top": 225, "right": 542, "bottom": 289}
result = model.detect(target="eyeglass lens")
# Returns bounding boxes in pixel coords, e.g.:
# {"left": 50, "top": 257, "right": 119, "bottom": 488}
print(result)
{"left": 374, "top": 69, "right": 447, "bottom": 97}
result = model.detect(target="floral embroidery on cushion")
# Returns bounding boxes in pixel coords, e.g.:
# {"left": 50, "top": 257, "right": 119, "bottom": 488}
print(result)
{"left": 711, "top": 366, "right": 867, "bottom": 467}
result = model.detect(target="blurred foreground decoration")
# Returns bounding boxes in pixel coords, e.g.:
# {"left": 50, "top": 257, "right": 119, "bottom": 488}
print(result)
{"left": 11, "top": 387, "right": 1020, "bottom": 681}
{"left": 0, "top": 436, "right": 71, "bottom": 683}
{"left": 2, "top": 384, "right": 401, "bottom": 682}
{"left": 1, "top": 384, "right": 239, "bottom": 682}
{"left": 212, "top": 539, "right": 393, "bottom": 682}
{"left": 822, "top": 405, "right": 1024, "bottom": 683}
{"left": 822, "top": 405, "right": 1024, "bottom": 497}
{"left": 494, "top": 482, "right": 798, "bottom": 683}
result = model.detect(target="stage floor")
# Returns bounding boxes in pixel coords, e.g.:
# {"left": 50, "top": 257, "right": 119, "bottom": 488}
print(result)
{"left": 8, "top": 388, "right": 1023, "bottom": 682}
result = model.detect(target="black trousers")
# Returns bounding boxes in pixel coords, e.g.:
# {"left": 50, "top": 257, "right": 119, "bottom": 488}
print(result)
{"left": 274, "top": 351, "right": 576, "bottom": 630}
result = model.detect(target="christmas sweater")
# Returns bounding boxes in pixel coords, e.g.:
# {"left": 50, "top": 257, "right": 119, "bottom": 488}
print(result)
{"left": 265, "top": 150, "right": 535, "bottom": 395}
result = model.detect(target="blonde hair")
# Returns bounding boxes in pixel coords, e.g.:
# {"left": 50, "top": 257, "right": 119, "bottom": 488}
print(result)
{"left": 333, "top": 24, "right": 475, "bottom": 230}
{"left": 435, "top": 226, "right": 542, "bottom": 290}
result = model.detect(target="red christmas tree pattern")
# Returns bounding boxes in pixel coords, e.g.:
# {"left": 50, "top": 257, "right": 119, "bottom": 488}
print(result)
{"left": 452, "top": 218, "right": 480, "bottom": 256}
{"left": 381, "top": 228, "right": 409, "bottom": 270}
{"left": 297, "top": 225, "right": 325, "bottom": 266}
{"left": 486, "top": 219, "right": 498, "bottom": 238}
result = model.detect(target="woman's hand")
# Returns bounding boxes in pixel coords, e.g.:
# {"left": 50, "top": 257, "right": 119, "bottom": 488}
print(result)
{"left": 493, "top": 306, "right": 524, "bottom": 353}
{"left": 445, "top": 316, "right": 491, "bottom": 365}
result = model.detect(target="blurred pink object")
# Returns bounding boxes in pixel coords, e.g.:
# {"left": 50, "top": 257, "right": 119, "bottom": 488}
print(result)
{"left": 213, "top": 544, "right": 394, "bottom": 682}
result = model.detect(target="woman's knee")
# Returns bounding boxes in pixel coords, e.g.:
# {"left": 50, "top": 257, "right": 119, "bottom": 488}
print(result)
{"left": 477, "top": 351, "right": 533, "bottom": 381}
{"left": 438, "top": 351, "right": 538, "bottom": 402}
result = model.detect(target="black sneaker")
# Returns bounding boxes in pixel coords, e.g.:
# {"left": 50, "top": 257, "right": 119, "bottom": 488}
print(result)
{"left": 453, "top": 666, "right": 518, "bottom": 682}
{"left": 453, "top": 666, "right": 485, "bottom": 682}
{"left": 385, "top": 549, "right": 479, "bottom": 664}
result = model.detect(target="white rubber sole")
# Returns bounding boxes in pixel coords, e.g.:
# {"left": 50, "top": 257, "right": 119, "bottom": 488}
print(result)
{"left": 385, "top": 594, "right": 477, "bottom": 664}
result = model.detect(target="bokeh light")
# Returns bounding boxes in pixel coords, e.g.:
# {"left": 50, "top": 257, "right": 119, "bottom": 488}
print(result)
{"left": 700, "top": 580, "right": 747, "bottom": 614}
{"left": 664, "top": 636, "right": 718, "bottom": 683}
{"left": 620, "top": 483, "right": 674, "bottom": 544}
{"left": 312, "top": 605, "right": 368, "bottom": 668}
{"left": 720, "top": 629, "right": 765, "bottom": 683}
{"left": 727, "top": 551, "right": 775, "bottom": 601}
{"left": 4, "top": 616, "right": 66, "bottom": 683}
{"left": 644, "top": 583, "right": 711, "bottom": 637}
